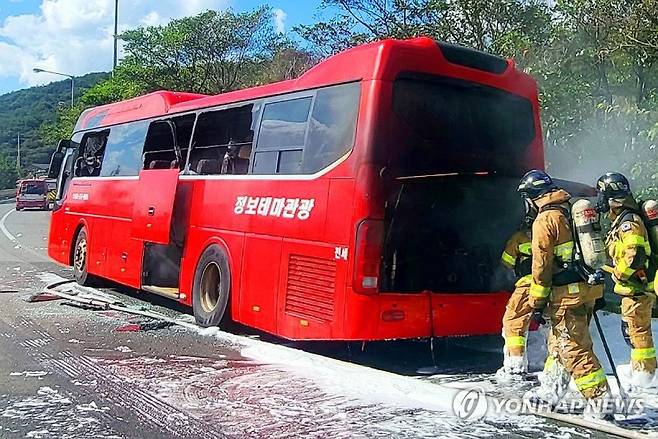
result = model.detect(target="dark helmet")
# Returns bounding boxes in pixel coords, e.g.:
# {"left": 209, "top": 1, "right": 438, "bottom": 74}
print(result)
{"left": 596, "top": 172, "right": 631, "bottom": 199}
{"left": 595, "top": 172, "right": 631, "bottom": 213}
{"left": 517, "top": 170, "right": 557, "bottom": 200}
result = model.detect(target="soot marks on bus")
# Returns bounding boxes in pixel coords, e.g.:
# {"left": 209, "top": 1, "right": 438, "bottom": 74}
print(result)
{"left": 381, "top": 176, "right": 522, "bottom": 293}
{"left": 380, "top": 74, "right": 536, "bottom": 294}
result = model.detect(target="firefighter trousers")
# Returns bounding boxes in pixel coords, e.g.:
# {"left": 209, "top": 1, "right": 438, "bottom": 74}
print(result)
{"left": 621, "top": 294, "right": 657, "bottom": 374}
{"left": 502, "top": 283, "right": 533, "bottom": 358}
{"left": 546, "top": 300, "right": 608, "bottom": 400}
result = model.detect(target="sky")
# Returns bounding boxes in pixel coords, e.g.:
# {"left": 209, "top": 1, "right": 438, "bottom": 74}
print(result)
{"left": 0, "top": 0, "right": 324, "bottom": 95}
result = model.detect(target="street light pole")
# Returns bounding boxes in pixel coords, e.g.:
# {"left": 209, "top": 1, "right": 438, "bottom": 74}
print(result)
{"left": 113, "top": 0, "right": 119, "bottom": 73}
{"left": 32, "top": 68, "right": 75, "bottom": 107}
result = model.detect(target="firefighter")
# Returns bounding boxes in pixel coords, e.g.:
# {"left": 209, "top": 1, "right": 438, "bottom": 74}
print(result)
{"left": 497, "top": 207, "right": 535, "bottom": 377}
{"left": 518, "top": 170, "right": 611, "bottom": 418}
{"left": 597, "top": 172, "right": 657, "bottom": 389}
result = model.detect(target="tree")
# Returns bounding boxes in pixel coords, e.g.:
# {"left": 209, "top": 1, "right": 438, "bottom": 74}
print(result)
{"left": 0, "top": 153, "right": 18, "bottom": 189}
{"left": 298, "top": 0, "right": 658, "bottom": 195}
{"left": 296, "top": 0, "right": 552, "bottom": 63}
{"left": 40, "top": 7, "right": 318, "bottom": 147}
{"left": 538, "top": 0, "right": 658, "bottom": 196}
{"left": 115, "top": 7, "right": 281, "bottom": 95}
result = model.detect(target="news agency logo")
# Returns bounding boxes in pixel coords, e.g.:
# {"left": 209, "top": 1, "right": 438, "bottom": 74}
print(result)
{"left": 451, "top": 386, "right": 646, "bottom": 420}
{"left": 452, "top": 387, "right": 488, "bottom": 421}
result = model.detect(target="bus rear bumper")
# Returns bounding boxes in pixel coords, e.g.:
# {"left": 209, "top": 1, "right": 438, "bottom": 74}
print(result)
{"left": 344, "top": 291, "right": 510, "bottom": 341}
{"left": 429, "top": 292, "right": 510, "bottom": 337}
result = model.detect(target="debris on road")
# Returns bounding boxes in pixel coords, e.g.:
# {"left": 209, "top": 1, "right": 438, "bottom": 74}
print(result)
{"left": 24, "top": 291, "right": 62, "bottom": 302}
{"left": 61, "top": 300, "right": 110, "bottom": 311}
{"left": 115, "top": 320, "right": 174, "bottom": 332}
{"left": 9, "top": 371, "right": 49, "bottom": 378}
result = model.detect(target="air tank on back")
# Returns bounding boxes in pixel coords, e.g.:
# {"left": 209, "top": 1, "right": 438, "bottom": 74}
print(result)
{"left": 641, "top": 200, "right": 658, "bottom": 251}
{"left": 572, "top": 199, "right": 606, "bottom": 269}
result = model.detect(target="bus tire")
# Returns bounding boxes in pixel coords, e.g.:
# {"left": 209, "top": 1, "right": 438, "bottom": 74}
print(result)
{"left": 192, "top": 244, "right": 231, "bottom": 328}
{"left": 72, "top": 228, "right": 95, "bottom": 287}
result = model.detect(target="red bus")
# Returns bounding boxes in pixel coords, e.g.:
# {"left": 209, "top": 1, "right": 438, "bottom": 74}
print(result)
{"left": 47, "top": 37, "right": 543, "bottom": 341}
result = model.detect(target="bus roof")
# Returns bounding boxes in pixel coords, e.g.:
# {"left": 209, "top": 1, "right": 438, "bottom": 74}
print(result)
{"left": 75, "top": 37, "right": 534, "bottom": 132}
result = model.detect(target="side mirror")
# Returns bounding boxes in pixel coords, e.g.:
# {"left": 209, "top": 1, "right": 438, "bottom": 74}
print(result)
{"left": 48, "top": 151, "right": 65, "bottom": 179}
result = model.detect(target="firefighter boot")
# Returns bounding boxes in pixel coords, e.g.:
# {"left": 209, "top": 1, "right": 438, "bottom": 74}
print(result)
{"left": 497, "top": 284, "right": 533, "bottom": 380}
{"left": 496, "top": 348, "right": 528, "bottom": 381}
{"left": 524, "top": 355, "right": 571, "bottom": 409}
{"left": 622, "top": 295, "right": 658, "bottom": 392}
{"left": 583, "top": 388, "right": 616, "bottom": 421}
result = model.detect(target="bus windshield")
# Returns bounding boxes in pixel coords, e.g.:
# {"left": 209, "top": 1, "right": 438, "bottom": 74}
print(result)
{"left": 391, "top": 74, "right": 536, "bottom": 176}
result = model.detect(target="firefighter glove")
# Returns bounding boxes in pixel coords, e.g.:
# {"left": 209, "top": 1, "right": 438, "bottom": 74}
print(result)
{"left": 530, "top": 308, "right": 547, "bottom": 326}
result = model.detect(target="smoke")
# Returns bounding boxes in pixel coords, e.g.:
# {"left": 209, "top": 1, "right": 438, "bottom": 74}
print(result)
{"left": 544, "top": 109, "right": 657, "bottom": 196}
{"left": 546, "top": 137, "right": 621, "bottom": 187}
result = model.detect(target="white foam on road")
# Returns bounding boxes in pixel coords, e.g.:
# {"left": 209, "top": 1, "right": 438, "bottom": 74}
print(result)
{"left": 40, "top": 273, "right": 462, "bottom": 414}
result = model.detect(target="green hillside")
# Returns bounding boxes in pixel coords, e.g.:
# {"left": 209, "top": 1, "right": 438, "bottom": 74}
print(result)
{"left": 0, "top": 72, "right": 108, "bottom": 168}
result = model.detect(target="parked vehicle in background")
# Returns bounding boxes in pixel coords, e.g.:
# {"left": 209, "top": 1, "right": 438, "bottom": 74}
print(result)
{"left": 47, "top": 37, "right": 544, "bottom": 341}
{"left": 16, "top": 179, "right": 50, "bottom": 211}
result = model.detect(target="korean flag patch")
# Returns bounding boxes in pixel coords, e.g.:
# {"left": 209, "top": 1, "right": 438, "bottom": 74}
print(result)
{"left": 621, "top": 222, "right": 632, "bottom": 232}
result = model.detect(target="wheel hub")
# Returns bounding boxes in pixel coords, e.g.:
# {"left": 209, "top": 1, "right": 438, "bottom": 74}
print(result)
{"left": 74, "top": 238, "right": 87, "bottom": 272}
{"left": 200, "top": 262, "right": 221, "bottom": 313}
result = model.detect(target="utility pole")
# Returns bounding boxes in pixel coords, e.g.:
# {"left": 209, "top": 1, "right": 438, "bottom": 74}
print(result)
{"left": 16, "top": 133, "right": 20, "bottom": 170}
{"left": 113, "top": 0, "right": 119, "bottom": 74}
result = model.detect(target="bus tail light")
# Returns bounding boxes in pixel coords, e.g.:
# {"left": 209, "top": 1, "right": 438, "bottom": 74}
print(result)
{"left": 353, "top": 219, "right": 384, "bottom": 294}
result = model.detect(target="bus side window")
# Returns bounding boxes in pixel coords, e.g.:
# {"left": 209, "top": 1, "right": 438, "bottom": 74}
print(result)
{"left": 188, "top": 104, "right": 257, "bottom": 175}
{"left": 253, "top": 97, "right": 311, "bottom": 175}
{"left": 144, "top": 121, "right": 176, "bottom": 169}
{"left": 173, "top": 114, "right": 195, "bottom": 170}
{"left": 99, "top": 121, "right": 149, "bottom": 177}
{"left": 75, "top": 130, "right": 109, "bottom": 177}
{"left": 143, "top": 114, "right": 196, "bottom": 170}
{"left": 302, "top": 82, "right": 360, "bottom": 173}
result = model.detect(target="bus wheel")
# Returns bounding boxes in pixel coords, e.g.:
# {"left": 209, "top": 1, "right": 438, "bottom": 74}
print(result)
{"left": 73, "top": 228, "right": 94, "bottom": 286}
{"left": 192, "top": 245, "right": 231, "bottom": 328}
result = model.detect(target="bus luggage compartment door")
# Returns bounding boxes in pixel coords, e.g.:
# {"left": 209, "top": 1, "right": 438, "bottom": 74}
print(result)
{"left": 131, "top": 169, "right": 179, "bottom": 244}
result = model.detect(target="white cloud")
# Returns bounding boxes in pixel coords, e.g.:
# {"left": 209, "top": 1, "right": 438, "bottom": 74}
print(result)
{"left": 0, "top": 0, "right": 232, "bottom": 88}
{"left": 273, "top": 8, "right": 287, "bottom": 34}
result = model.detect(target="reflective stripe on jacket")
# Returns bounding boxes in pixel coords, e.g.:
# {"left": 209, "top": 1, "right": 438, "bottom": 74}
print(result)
{"left": 502, "top": 230, "right": 532, "bottom": 285}
{"left": 608, "top": 208, "right": 654, "bottom": 295}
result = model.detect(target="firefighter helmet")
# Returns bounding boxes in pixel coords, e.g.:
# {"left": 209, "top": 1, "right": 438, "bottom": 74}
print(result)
{"left": 596, "top": 172, "right": 631, "bottom": 213}
{"left": 596, "top": 172, "right": 631, "bottom": 199}
{"left": 517, "top": 170, "right": 557, "bottom": 200}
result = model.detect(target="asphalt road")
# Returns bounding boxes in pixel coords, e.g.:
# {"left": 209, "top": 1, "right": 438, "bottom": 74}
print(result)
{"left": 0, "top": 204, "right": 611, "bottom": 439}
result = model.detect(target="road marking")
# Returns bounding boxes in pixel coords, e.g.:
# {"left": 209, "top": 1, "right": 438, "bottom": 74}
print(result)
{"left": 0, "top": 208, "right": 17, "bottom": 243}
{"left": 0, "top": 208, "right": 50, "bottom": 263}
